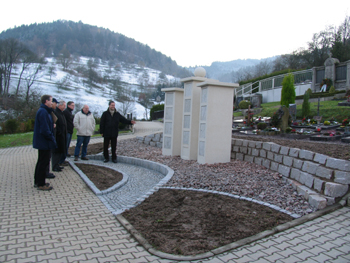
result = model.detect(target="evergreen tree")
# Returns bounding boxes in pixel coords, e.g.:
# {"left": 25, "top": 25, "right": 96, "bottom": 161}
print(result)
{"left": 280, "top": 73, "right": 296, "bottom": 107}
{"left": 301, "top": 91, "right": 310, "bottom": 118}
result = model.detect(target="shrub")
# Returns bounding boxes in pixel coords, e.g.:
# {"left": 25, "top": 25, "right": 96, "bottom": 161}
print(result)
{"left": 281, "top": 73, "right": 296, "bottom": 107}
{"left": 329, "top": 86, "right": 336, "bottom": 93}
{"left": 324, "top": 121, "right": 331, "bottom": 125}
{"left": 150, "top": 104, "right": 164, "bottom": 121}
{"left": 301, "top": 91, "right": 311, "bottom": 118}
{"left": 257, "top": 122, "right": 267, "bottom": 130}
{"left": 239, "top": 100, "right": 252, "bottom": 109}
{"left": 26, "top": 119, "right": 35, "bottom": 132}
{"left": 5, "top": 119, "right": 19, "bottom": 134}
{"left": 306, "top": 88, "right": 313, "bottom": 96}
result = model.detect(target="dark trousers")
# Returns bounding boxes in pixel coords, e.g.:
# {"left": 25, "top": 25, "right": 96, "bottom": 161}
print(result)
{"left": 35, "top": 149, "right": 51, "bottom": 186}
{"left": 103, "top": 137, "right": 117, "bottom": 160}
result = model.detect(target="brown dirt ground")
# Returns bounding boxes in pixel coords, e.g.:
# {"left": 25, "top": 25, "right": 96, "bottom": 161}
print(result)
{"left": 74, "top": 163, "right": 123, "bottom": 191}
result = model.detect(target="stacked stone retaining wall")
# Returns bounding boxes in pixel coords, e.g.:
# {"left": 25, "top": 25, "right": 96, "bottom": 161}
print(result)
{"left": 137, "top": 132, "right": 163, "bottom": 148}
{"left": 232, "top": 138, "right": 350, "bottom": 209}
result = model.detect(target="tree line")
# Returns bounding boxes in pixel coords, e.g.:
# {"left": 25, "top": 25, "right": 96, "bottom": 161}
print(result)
{"left": 0, "top": 20, "right": 191, "bottom": 78}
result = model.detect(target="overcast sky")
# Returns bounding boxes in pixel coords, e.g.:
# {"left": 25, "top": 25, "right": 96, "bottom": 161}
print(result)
{"left": 1, "top": 0, "right": 349, "bottom": 67}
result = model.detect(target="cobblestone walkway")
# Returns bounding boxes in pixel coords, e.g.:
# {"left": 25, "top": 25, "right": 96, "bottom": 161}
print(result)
{"left": 1, "top": 122, "right": 350, "bottom": 262}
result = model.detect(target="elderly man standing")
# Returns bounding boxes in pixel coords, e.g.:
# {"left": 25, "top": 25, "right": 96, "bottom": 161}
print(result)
{"left": 100, "top": 101, "right": 135, "bottom": 163}
{"left": 52, "top": 100, "right": 67, "bottom": 172}
{"left": 63, "top": 101, "right": 75, "bottom": 158}
{"left": 33, "top": 95, "right": 57, "bottom": 191}
{"left": 73, "top": 105, "right": 96, "bottom": 161}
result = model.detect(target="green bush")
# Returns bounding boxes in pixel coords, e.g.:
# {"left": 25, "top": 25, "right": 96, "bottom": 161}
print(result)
{"left": 301, "top": 91, "right": 311, "bottom": 118}
{"left": 281, "top": 73, "right": 296, "bottom": 107}
{"left": 306, "top": 88, "right": 312, "bottom": 96}
{"left": 150, "top": 104, "right": 164, "bottom": 120}
{"left": 257, "top": 122, "right": 267, "bottom": 130}
{"left": 329, "top": 86, "right": 336, "bottom": 93}
{"left": 5, "top": 119, "right": 19, "bottom": 134}
{"left": 25, "top": 119, "right": 35, "bottom": 132}
{"left": 239, "top": 100, "right": 252, "bottom": 109}
{"left": 295, "top": 90, "right": 345, "bottom": 100}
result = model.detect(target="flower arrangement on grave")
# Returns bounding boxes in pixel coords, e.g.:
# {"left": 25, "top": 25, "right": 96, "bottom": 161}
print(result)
{"left": 342, "top": 118, "right": 349, "bottom": 126}
{"left": 320, "top": 78, "right": 333, "bottom": 91}
{"left": 324, "top": 121, "right": 331, "bottom": 125}
{"left": 310, "top": 119, "right": 316, "bottom": 125}
{"left": 316, "top": 126, "right": 322, "bottom": 132}
{"left": 291, "top": 129, "right": 296, "bottom": 133}
{"left": 286, "top": 127, "right": 292, "bottom": 133}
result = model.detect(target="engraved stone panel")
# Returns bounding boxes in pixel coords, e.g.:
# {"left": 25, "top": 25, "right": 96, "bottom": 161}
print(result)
{"left": 164, "top": 136, "right": 171, "bottom": 149}
{"left": 201, "top": 88, "right": 208, "bottom": 104}
{"left": 184, "top": 99, "right": 191, "bottom": 113}
{"left": 199, "top": 123, "right": 206, "bottom": 139}
{"left": 184, "top": 84, "right": 192, "bottom": 97}
{"left": 199, "top": 141, "right": 205, "bottom": 156}
{"left": 183, "top": 131, "right": 190, "bottom": 145}
{"left": 184, "top": 115, "right": 191, "bottom": 129}
{"left": 166, "top": 93, "right": 174, "bottom": 106}
{"left": 165, "top": 107, "right": 173, "bottom": 120}
{"left": 200, "top": 106, "right": 207, "bottom": 121}
{"left": 164, "top": 122, "right": 172, "bottom": 135}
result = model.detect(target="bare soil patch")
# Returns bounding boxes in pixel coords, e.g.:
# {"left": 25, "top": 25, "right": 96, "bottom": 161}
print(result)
{"left": 123, "top": 189, "right": 292, "bottom": 255}
{"left": 74, "top": 163, "right": 123, "bottom": 191}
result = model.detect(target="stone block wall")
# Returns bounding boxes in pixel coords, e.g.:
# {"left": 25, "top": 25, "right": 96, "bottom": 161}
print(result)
{"left": 137, "top": 132, "right": 163, "bottom": 148}
{"left": 232, "top": 138, "right": 350, "bottom": 209}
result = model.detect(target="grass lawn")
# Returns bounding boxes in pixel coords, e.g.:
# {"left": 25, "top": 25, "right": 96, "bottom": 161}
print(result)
{"left": 258, "top": 100, "right": 350, "bottom": 122}
{"left": 0, "top": 124, "right": 103, "bottom": 149}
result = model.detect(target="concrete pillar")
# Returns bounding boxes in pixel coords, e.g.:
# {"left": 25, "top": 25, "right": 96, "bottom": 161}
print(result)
{"left": 324, "top": 57, "right": 339, "bottom": 81}
{"left": 180, "top": 75, "right": 207, "bottom": 160}
{"left": 312, "top": 67, "right": 316, "bottom": 92}
{"left": 161, "top": 88, "right": 184, "bottom": 156}
{"left": 196, "top": 80, "right": 239, "bottom": 164}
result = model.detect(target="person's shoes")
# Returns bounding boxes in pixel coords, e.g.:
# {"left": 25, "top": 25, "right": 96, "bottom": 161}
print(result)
{"left": 81, "top": 157, "right": 89, "bottom": 160}
{"left": 67, "top": 154, "right": 71, "bottom": 157}
{"left": 37, "top": 185, "right": 53, "bottom": 191}
{"left": 104, "top": 159, "right": 109, "bottom": 163}
{"left": 46, "top": 173, "right": 56, "bottom": 178}
{"left": 58, "top": 166, "right": 64, "bottom": 169}
{"left": 53, "top": 168, "right": 62, "bottom": 172}
{"left": 74, "top": 157, "right": 79, "bottom": 161}
{"left": 60, "top": 162, "right": 69, "bottom": 166}
{"left": 34, "top": 183, "right": 50, "bottom": 188}
{"left": 112, "top": 159, "right": 117, "bottom": 163}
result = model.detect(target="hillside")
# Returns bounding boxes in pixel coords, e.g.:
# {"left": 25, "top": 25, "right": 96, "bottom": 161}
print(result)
{"left": 0, "top": 20, "right": 191, "bottom": 78}
{"left": 187, "top": 57, "right": 277, "bottom": 82}
{"left": 0, "top": 56, "right": 179, "bottom": 120}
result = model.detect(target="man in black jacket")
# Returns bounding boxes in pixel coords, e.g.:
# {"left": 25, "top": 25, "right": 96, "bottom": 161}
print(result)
{"left": 100, "top": 101, "right": 135, "bottom": 163}
{"left": 63, "top": 101, "right": 75, "bottom": 158}
{"left": 52, "top": 100, "right": 67, "bottom": 172}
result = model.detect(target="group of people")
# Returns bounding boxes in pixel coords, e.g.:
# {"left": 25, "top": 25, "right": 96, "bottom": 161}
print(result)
{"left": 33, "top": 95, "right": 135, "bottom": 191}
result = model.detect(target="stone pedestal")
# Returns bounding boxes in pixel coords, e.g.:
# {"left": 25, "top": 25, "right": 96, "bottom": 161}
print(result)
{"left": 162, "top": 88, "right": 184, "bottom": 156}
{"left": 196, "top": 81, "right": 239, "bottom": 164}
{"left": 180, "top": 76, "right": 207, "bottom": 160}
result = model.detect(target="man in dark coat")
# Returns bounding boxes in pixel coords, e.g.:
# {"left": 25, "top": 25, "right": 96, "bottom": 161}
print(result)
{"left": 33, "top": 95, "right": 57, "bottom": 191}
{"left": 52, "top": 100, "right": 67, "bottom": 172}
{"left": 100, "top": 101, "right": 135, "bottom": 163}
{"left": 63, "top": 101, "right": 75, "bottom": 158}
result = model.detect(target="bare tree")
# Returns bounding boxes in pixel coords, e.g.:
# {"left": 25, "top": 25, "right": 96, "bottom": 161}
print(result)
{"left": 57, "top": 44, "right": 72, "bottom": 70}
{"left": 0, "top": 38, "right": 27, "bottom": 105}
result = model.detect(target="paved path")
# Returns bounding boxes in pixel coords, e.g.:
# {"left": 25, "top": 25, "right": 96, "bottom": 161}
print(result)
{"left": 1, "top": 121, "right": 350, "bottom": 262}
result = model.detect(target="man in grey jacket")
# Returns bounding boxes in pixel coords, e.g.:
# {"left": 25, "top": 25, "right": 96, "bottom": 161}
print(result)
{"left": 73, "top": 105, "right": 96, "bottom": 161}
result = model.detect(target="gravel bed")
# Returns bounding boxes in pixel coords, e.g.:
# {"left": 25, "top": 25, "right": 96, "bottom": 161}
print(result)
{"left": 117, "top": 138, "right": 317, "bottom": 216}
